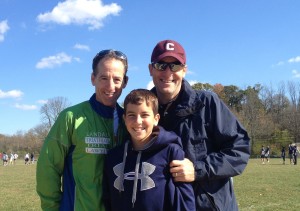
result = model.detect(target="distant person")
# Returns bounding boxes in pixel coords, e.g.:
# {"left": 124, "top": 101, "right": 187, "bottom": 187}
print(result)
{"left": 261, "top": 145, "right": 266, "bottom": 164}
{"left": 9, "top": 152, "right": 14, "bottom": 165}
{"left": 288, "top": 143, "right": 294, "bottom": 164}
{"left": 30, "top": 153, "right": 34, "bottom": 164}
{"left": 2, "top": 152, "right": 8, "bottom": 166}
{"left": 264, "top": 146, "right": 270, "bottom": 163}
{"left": 14, "top": 153, "right": 18, "bottom": 163}
{"left": 102, "top": 89, "right": 195, "bottom": 211}
{"left": 24, "top": 153, "right": 30, "bottom": 165}
{"left": 148, "top": 39, "right": 250, "bottom": 210}
{"left": 281, "top": 146, "right": 286, "bottom": 164}
{"left": 292, "top": 144, "right": 298, "bottom": 165}
{"left": 36, "top": 49, "right": 129, "bottom": 211}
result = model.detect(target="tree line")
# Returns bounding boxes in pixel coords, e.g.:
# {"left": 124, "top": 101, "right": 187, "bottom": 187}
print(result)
{"left": 0, "top": 97, "right": 70, "bottom": 157}
{"left": 1, "top": 81, "right": 299, "bottom": 157}
{"left": 192, "top": 81, "right": 300, "bottom": 156}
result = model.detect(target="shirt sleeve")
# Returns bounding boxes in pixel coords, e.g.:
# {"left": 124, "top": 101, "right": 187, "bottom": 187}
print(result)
{"left": 36, "top": 110, "right": 72, "bottom": 211}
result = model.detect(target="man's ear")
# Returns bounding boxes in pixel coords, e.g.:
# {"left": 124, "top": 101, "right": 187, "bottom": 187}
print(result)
{"left": 148, "top": 64, "right": 153, "bottom": 76}
{"left": 91, "top": 72, "right": 95, "bottom": 86}
{"left": 182, "top": 65, "right": 188, "bottom": 78}
{"left": 123, "top": 76, "right": 128, "bottom": 88}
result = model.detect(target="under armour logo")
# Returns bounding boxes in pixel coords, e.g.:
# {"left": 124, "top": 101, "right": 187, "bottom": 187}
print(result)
{"left": 113, "top": 162, "right": 156, "bottom": 191}
{"left": 166, "top": 43, "right": 175, "bottom": 51}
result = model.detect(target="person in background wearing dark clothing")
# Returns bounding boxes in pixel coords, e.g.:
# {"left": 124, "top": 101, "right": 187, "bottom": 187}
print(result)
{"left": 2, "top": 152, "right": 8, "bottom": 166}
{"left": 30, "top": 152, "right": 34, "bottom": 164}
{"left": 281, "top": 146, "right": 286, "bottom": 164}
{"left": 261, "top": 145, "right": 266, "bottom": 164}
{"left": 292, "top": 144, "right": 298, "bottom": 165}
{"left": 288, "top": 143, "right": 294, "bottom": 164}
{"left": 148, "top": 39, "right": 251, "bottom": 211}
{"left": 103, "top": 89, "right": 195, "bottom": 211}
{"left": 264, "top": 146, "right": 270, "bottom": 163}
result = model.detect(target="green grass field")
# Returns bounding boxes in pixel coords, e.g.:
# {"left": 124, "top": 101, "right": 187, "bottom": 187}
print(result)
{"left": 0, "top": 158, "right": 299, "bottom": 210}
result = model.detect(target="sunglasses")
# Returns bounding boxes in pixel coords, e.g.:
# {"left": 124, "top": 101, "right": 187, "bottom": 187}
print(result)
{"left": 96, "top": 49, "right": 127, "bottom": 61}
{"left": 151, "top": 62, "right": 186, "bottom": 72}
{"left": 93, "top": 49, "right": 128, "bottom": 71}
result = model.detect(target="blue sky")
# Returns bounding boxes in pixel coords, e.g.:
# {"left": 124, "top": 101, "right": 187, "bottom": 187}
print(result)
{"left": 1, "top": 0, "right": 300, "bottom": 135}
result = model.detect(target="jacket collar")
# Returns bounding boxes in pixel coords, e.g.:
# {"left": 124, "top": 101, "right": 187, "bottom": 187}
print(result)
{"left": 151, "top": 79, "right": 204, "bottom": 117}
{"left": 89, "top": 93, "right": 123, "bottom": 119}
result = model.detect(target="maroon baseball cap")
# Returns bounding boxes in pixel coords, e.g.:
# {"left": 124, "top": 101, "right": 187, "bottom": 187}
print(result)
{"left": 151, "top": 39, "right": 186, "bottom": 64}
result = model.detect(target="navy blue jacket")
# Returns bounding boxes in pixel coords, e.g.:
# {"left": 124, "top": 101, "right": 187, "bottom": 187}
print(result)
{"left": 151, "top": 80, "right": 251, "bottom": 211}
{"left": 102, "top": 126, "right": 195, "bottom": 211}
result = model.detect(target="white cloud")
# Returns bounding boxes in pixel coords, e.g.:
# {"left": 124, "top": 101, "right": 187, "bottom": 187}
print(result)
{"left": 14, "top": 103, "right": 37, "bottom": 110}
{"left": 74, "top": 43, "right": 90, "bottom": 51}
{"left": 292, "top": 69, "right": 300, "bottom": 78}
{"left": 37, "top": 99, "right": 48, "bottom": 104}
{"left": 188, "top": 80, "right": 199, "bottom": 86}
{"left": 0, "top": 89, "right": 23, "bottom": 99}
{"left": 36, "top": 52, "right": 73, "bottom": 69}
{"left": 73, "top": 57, "right": 81, "bottom": 62}
{"left": 146, "top": 80, "right": 154, "bottom": 90}
{"left": 186, "top": 70, "right": 196, "bottom": 75}
{"left": 288, "top": 56, "right": 300, "bottom": 63}
{"left": 0, "top": 20, "right": 10, "bottom": 42}
{"left": 36, "top": 0, "right": 122, "bottom": 30}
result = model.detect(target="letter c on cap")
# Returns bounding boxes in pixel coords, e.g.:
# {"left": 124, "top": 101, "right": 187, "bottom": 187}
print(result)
{"left": 166, "top": 43, "right": 175, "bottom": 51}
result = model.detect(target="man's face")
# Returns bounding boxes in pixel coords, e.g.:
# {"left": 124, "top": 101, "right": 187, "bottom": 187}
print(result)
{"left": 91, "top": 57, "right": 127, "bottom": 107}
{"left": 149, "top": 56, "right": 186, "bottom": 104}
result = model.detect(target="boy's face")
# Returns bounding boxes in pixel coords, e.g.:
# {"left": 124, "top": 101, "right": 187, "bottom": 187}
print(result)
{"left": 123, "top": 101, "right": 160, "bottom": 147}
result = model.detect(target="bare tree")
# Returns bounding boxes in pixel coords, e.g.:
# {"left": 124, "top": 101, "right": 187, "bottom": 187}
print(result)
{"left": 240, "top": 86, "right": 265, "bottom": 154}
{"left": 40, "top": 97, "right": 71, "bottom": 129}
{"left": 287, "top": 81, "right": 300, "bottom": 142}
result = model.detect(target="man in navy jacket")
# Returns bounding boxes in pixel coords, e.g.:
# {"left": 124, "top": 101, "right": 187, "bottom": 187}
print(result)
{"left": 148, "top": 39, "right": 251, "bottom": 210}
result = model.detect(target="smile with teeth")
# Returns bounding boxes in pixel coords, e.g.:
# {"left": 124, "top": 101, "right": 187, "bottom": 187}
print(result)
{"left": 133, "top": 127, "right": 144, "bottom": 132}
{"left": 105, "top": 92, "right": 115, "bottom": 96}
{"left": 161, "top": 79, "right": 174, "bottom": 83}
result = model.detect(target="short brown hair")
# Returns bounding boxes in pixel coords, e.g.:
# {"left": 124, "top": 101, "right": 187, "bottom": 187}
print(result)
{"left": 124, "top": 89, "right": 158, "bottom": 115}
{"left": 92, "top": 49, "right": 128, "bottom": 75}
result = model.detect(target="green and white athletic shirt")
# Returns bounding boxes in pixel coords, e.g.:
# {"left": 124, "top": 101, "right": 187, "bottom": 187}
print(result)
{"left": 36, "top": 94, "right": 127, "bottom": 211}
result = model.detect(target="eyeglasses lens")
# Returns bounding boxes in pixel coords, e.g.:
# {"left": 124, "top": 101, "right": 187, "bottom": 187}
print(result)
{"left": 152, "top": 62, "right": 185, "bottom": 72}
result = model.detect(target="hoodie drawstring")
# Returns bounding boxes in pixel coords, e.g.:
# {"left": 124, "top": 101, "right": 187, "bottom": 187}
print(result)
{"left": 118, "top": 141, "right": 142, "bottom": 208}
{"left": 118, "top": 141, "right": 128, "bottom": 192}
{"left": 132, "top": 151, "right": 141, "bottom": 208}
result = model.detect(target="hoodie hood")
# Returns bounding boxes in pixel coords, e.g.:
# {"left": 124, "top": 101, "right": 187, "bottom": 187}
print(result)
{"left": 148, "top": 126, "right": 183, "bottom": 151}
{"left": 124, "top": 126, "right": 182, "bottom": 152}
